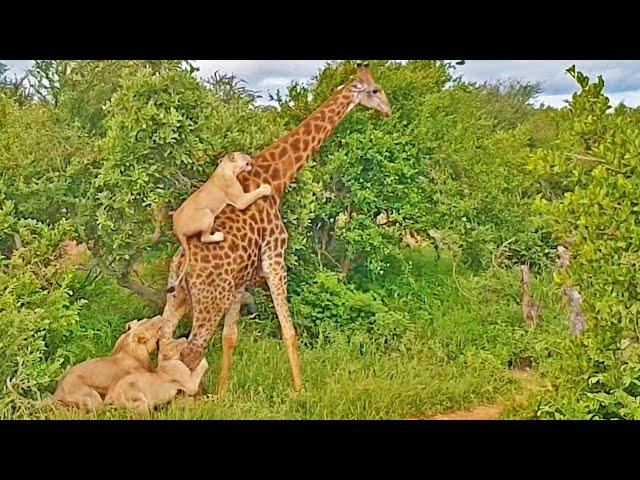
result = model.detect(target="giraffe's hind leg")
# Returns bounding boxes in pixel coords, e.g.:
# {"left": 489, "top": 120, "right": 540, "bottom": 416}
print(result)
{"left": 179, "top": 282, "right": 235, "bottom": 387}
{"left": 218, "top": 289, "right": 244, "bottom": 396}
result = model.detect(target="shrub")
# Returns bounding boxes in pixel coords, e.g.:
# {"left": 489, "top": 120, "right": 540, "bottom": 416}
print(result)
{"left": 528, "top": 67, "right": 640, "bottom": 419}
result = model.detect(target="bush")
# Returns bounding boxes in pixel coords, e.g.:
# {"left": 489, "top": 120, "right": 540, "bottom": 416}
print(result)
{"left": 276, "top": 61, "right": 555, "bottom": 281}
{"left": 0, "top": 197, "right": 85, "bottom": 417}
{"left": 0, "top": 93, "right": 98, "bottom": 229}
{"left": 289, "top": 269, "right": 411, "bottom": 348}
{"left": 527, "top": 67, "right": 640, "bottom": 419}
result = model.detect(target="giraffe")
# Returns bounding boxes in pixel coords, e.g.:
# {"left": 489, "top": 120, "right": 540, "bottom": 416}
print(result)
{"left": 160, "top": 62, "right": 392, "bottom": 394}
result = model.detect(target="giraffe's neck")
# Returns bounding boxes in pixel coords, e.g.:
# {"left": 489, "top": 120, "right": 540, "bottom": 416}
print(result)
{"left": 247, "top": 82, "right": 358, "bottom": 198}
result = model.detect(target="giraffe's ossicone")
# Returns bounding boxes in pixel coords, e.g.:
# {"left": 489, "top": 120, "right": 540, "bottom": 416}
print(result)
{"left": 161, "top": 63, "right": 392, "bottom": 394}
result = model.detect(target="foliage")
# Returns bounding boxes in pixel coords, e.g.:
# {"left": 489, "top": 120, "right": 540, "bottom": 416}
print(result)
{"left": 523, "top": 66, "right": 640, "bottom": 419}
{"left": 289, "top": 269, "right": 411, "bottom": 348}
{"left": 0, "top": 93, "right": 98, "bottom": 229}
{"left": 0, "top": 63, "right": 29, "bottom": 103}
{"left": 277, "top": 61, "right": 554, "bottom": 279}
{"left": 91, "top": 62, "right": 287, "bottom": 278}
{"left": 0, "top": 195, "right": 85, "bottom": 416}
{"left": 1, "top": 60, "right": 639, "bottom": 419}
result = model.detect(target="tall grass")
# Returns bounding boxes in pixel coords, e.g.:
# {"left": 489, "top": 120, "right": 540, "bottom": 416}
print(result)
{"left": 12, "top": 248, "right": 569, "bottom": 420}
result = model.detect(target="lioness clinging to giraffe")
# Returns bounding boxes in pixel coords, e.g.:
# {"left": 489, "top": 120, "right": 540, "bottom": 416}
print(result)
{"left": 161, "top": 62, "right": 391, "bottom": 395}
{"left": 167, "top": 152, "right": 272, "bottom": 293}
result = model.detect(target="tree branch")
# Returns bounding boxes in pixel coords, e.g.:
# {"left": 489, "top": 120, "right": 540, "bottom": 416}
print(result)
{"left": 564, "top": 153, "right": 624, "bottom": 174}
{"left": 116, "top": 275, "right": 166, "bottom": 308}
{"left": 99, "top": 258, "right": 166, "bottom": 308}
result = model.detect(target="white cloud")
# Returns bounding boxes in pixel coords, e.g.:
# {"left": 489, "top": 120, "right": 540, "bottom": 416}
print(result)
{"left": 603, "top": 88, "right": 640, "bottom": 107}
{"left": 257, "top": 76, "right": 303, "bottom": 90}
{"left": 0, "top": 60, "right": 33, "bottom": 77}
{"left": 534, "top": 93, "right": 571, "bottom": 108}
{"left": 535, "top": 89, "right": 640, "bottom": 109}
{"left": 3, "top": 59, "right": 640, "bottom": 107}
{"left": 453, "top": 60, "right": 640, "bottom": 105}
{"left": 191, "top": 60, "right": 326, "bottom": 100}
{"left": 191, "top": 60, "right": 327, "bottom": 80}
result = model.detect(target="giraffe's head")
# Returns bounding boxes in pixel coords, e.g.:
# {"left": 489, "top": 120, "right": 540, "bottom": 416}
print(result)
{"left": 218, "top": 152, "right": 254, "bottom": 176}
{"left": 349, "top": 62, "right": 392, "bottom": 117}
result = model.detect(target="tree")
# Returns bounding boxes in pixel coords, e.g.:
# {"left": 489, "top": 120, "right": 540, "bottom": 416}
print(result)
{"left": 275, "top": 60, "right": 553, "bottom": 281}
{"left": 88, "top": 62, "right": 287, "bottom": 304}
{"left": 530, "top": 67, "right": 640, "bottom": 419}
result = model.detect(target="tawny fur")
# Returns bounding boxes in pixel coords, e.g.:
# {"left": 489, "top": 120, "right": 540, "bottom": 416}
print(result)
{"left": 167, "top": 152, "right": 272, "bottom": 293}
{"left": 51, "top": 316, "right": 164, "bottom": 412}
{"left": 104, "top": 338, "right": 208, "bottom": 415}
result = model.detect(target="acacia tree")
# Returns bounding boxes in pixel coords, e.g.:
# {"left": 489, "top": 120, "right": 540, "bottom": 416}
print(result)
{"left": 89, "top": 62, "right": 286, "bottom": 304}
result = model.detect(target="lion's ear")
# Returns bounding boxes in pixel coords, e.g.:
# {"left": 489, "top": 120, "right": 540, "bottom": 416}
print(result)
{"left": 135, "top": 331, "right": 151, "bottom": 344}
{"left": 125, "top": 320, "right": 139, "bottom": 331}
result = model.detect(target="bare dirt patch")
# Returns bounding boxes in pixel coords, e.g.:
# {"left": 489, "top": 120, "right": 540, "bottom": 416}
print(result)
{"left": 424, "top": 405, "right": 502, "bottom": 420}
{"left": 410, "top": 369, "right": 552, "bottom": 420}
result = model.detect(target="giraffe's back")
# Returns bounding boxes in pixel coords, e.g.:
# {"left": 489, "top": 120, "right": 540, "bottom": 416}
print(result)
{"left": 182, "top": 192, "right": 284, "bottom": 290}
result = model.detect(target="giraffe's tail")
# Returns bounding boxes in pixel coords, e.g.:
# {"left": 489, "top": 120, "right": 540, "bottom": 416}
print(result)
{"left": 167, "top": 235, "right": 190, "bottom": 294}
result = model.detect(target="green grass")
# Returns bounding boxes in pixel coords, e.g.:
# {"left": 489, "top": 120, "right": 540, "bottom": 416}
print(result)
{"left": 60, "top": 275, "right": 159, "bottom": 365}
{"left": 14, "top": 248, "right": 570, "bottom": 420}
{"left": 36, "top": 332, "right": 520, "bottom": 420}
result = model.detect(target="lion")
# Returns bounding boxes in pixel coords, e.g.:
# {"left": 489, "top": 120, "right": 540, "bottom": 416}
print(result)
{"left": 50, "top": 316, "right": 165, "bottom": 411}
{"left": 166, "top": 152, "right": 272, "bottom": 293}
{"left": 104, "top": 338, "right": 209, "bottom": 415}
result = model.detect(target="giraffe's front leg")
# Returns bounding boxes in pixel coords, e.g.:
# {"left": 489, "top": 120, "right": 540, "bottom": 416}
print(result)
{"left": 180, "top": 285, "right": 234, "bottom": 373}
{"left": 261, "top": 254, "right": 302, "bottom": 393}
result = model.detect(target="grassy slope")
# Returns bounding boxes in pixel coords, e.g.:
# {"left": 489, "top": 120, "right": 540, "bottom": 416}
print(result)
{"left": 27, "top": 249, "right": 568, "bottom": 420}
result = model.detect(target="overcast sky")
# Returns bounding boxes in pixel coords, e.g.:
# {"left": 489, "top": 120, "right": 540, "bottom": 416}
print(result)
{"left": 2, "top": 60, "right": 640, "bottom": 108}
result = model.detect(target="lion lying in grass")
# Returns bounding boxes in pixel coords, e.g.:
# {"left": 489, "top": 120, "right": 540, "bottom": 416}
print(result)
{"left": 50, "top": 316, "right": 164, "bottom": 411}
{"left": 105, "top": 338, "right": 209, "bottom": 415}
